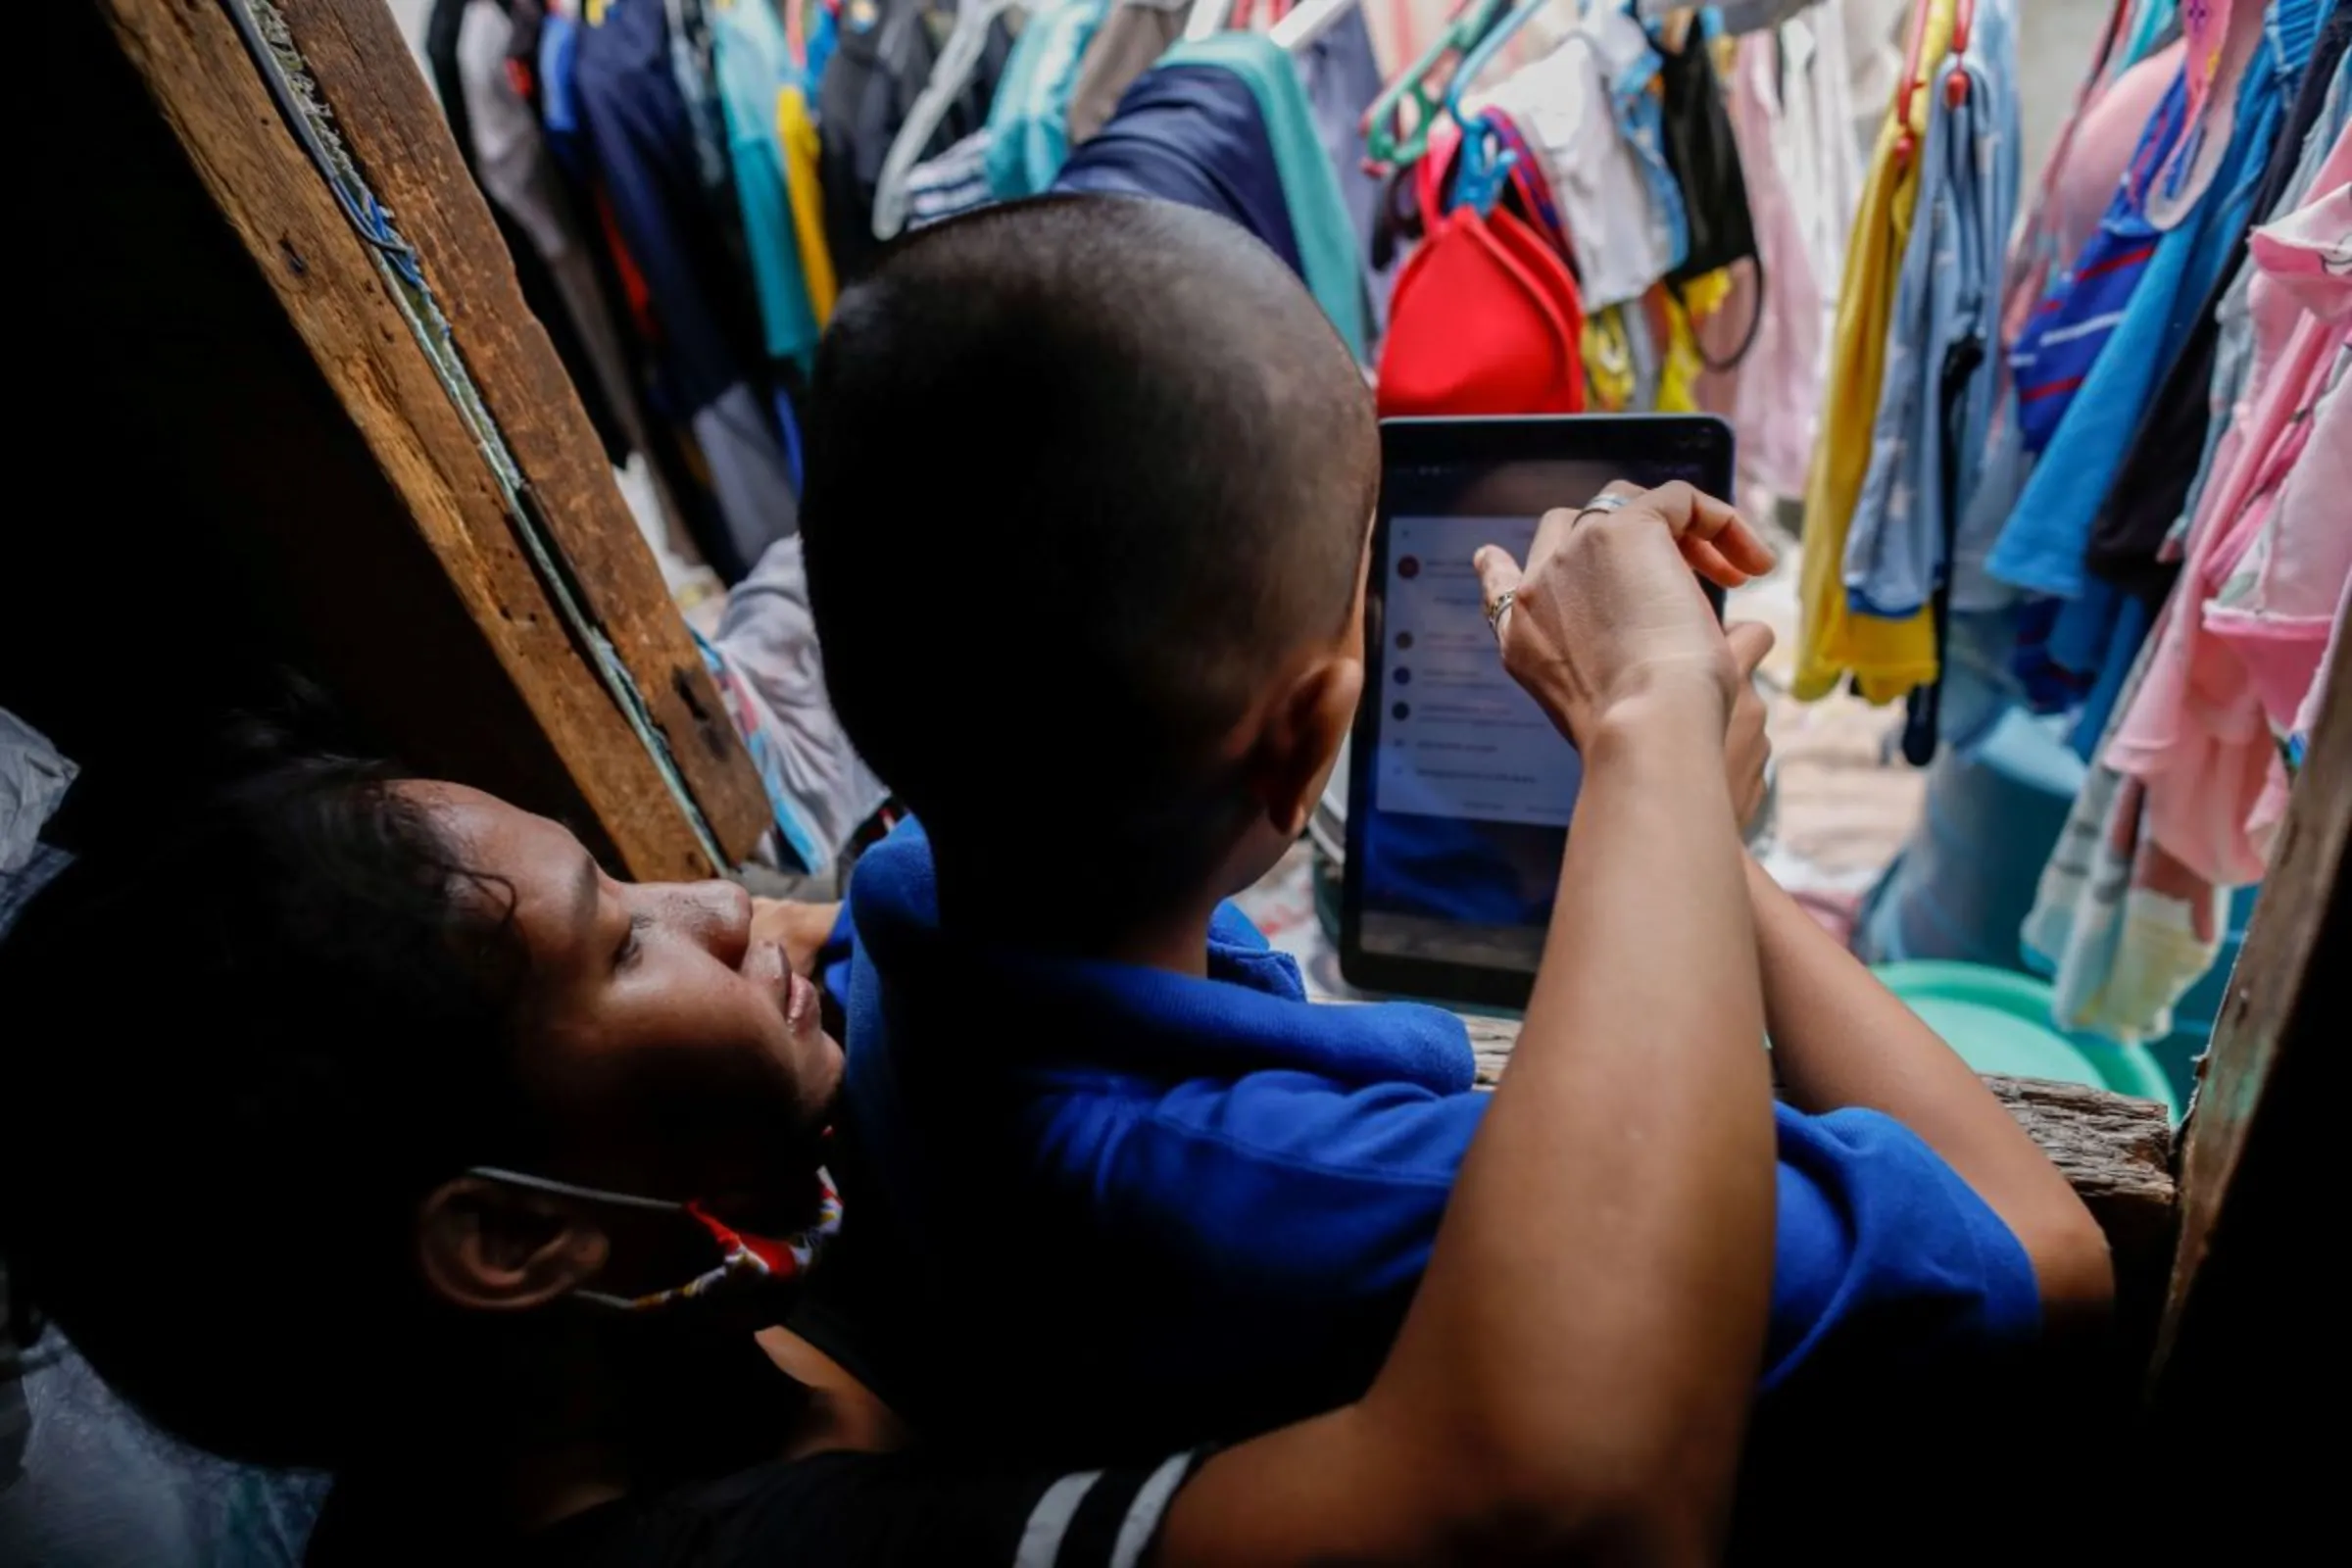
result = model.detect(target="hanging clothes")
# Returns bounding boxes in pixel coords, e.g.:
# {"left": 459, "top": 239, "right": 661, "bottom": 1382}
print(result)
{"left": 1988, "top": 0, "right": 2323, "bottom": 714}
{"left": 1480, "top": 19, "right": 1676, "bottom": 310}
{"left": 704, "top": 535, "right": 893, "bottom": 874}
{"left": 1067, "top": 0, "right": 1189, "bottom": 145}
{"left": 1594, "top": 4, "right": 1691, "bottom": 275}
{"left": 1842, "top": 0, "right": 2021, "bottom": 623}
{"left": 819, "top": 0, "right": 1012, "bottom": 281}
{"left": 1143, "top": 30, "right": 1370, "bottom": 361}
{"left": 1711, "top": 22, "right": 1832, "bottom": 498}
{"left": 905, "top": 125, "right": 999, "bottom": 227}
{"left": 1778, "top": 0, "right": 1867, "bottom": 320}
{"left": 1794, "top": 0, "right": 1959, "bottom": 704}
{"left": 2021, "top": 65, "right": 2350, "bottom": 1043}
{"left": 1952, "top": 31, "right": 2189, "bottom": 615}
{"left": 2085, "top": 4, "right": 2351, "bottom": 596}
{"left": 1054, "top": 66, "right": 1309, "bottom": 274}
{"left": 573, "top": 0, "right": 799, "bottom": 579}
{"left": 985, "top": 0, "right": 1110, "bottom": 199}
{"left": 711, "top": 0, "right": 823, "bottom": 371}
{"left": 432, "top": 0, "right": 640, "bottom": 466}
{"left": 1655, "top": 23, "right": 1759, "bottom": 285}
{"left": 2146, "top": 0, "right": 2274, "bottom": 227}
{"left": 1584, "top": 306, "right": 1638, "bottom": 410}
{"left": 777, "top": 81, "right": 838, "bottom": 323}
{"left": 1297, "top": 9, "right": 1396, "bottom": 340}
{"left": 2107, "top": 125, "right": 2352, "bottom": 886}
{"left": 1375, "top": 126, "right": 1586, "bottom": 416}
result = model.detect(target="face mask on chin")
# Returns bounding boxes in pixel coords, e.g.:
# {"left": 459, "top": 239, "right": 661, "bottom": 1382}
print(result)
{"left": 466, "top": 1164, "right": 843, "bottom": 1315}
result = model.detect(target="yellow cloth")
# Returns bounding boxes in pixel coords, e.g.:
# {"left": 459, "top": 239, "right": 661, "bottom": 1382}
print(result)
{"left": 1585, "top": 308, "right": 1634, "bottom": 411}
{"left": 1653, "top": 270, "right": 1731, "bottom": 414}
{"left": 1793, "top": 0, "right": 1951, "bottom": 704}
{"left": 778, "top": 84, "right": 838, "bottom": 327}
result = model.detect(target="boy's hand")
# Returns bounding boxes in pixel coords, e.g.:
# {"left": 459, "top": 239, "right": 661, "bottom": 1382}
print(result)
{"left": 751, "top": 897, "right": 842, "bottom": 977}
{"left": 1473, "top": 481, "right": 1777, "bottom": 748}
{"left": 1726, "top": 621, "right": 1775, "bottom": 831}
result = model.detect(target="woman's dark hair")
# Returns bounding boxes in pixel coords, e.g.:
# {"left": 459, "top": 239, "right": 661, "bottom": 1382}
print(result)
{"left": 0, "top": 719, "right": 534, "bottom": 1469}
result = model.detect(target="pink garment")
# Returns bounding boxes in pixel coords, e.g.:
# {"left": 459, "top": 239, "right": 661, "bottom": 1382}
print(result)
{"left": 1703, "top": 29, "right": 1826, "bottom": 499}
{"left": 2002, "top": 39, "right": 2187, "bottom": 344}
{"left": 2107, "top": 130, "right": 2352, "bottom": 886}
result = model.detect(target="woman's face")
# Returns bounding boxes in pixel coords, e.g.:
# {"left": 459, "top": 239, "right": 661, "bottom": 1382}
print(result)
{"left": 408, "top": 782, "right": 842, "bottom": 1228}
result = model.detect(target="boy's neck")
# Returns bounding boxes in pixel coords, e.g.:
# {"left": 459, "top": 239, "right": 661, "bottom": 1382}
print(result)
{"left": 1096, "top": 897, "right": 1220, "bottom": 979}
{"left": 933, "top": 854, "right": 1220, "bottom": 977}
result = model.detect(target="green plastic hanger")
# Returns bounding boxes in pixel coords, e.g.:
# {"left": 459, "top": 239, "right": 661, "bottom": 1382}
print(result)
{"left": 1360, "top": 0, "right": 1513, "bottom": 171}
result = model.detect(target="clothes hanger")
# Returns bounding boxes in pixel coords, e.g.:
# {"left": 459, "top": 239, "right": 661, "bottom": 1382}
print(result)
{"left": 1360, "top": 0, "right": 1512, "bottom": 172}
{"left": 1434, "top": 0, "right": 1553, "bottom": 211}
{"left": 1268, "top": 0, "right": 1366, "bottom": 52}
{"left": 1185, "top": 0, "right": 1236, "bottom": 41}
{"left": 871, "top": 0, "right": 1026, "bottom": 240}
{"left": 1892, "top": 0, "right": 1974, "bottom": 165}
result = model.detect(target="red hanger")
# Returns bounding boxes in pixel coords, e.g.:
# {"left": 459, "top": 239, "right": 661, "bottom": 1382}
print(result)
{"left": 1894, "top": 0, "right": 1978, "bottom": 164}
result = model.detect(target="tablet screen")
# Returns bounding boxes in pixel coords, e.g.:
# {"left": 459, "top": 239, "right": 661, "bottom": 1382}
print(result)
{"left": 1347, "top": 420, "right": 1731, "bottom": 1003}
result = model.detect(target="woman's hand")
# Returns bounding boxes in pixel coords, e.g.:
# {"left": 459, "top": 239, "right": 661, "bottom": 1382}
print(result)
{"left": 1725, "top": 621, "right": 1776, "bottom": 831}
{"left": 1472, "top": 481, "right": 1776, "bottom": 748}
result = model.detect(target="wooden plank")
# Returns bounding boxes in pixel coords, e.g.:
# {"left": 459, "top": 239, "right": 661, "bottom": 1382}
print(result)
{"left": 88, "top": 0, "right": 749, "bottom": 881}
{"left": 2140, "top": 595, "right": 2349, "bottom": 1536}
{"left": 271, "top": 0, "right": 771, "bottom": 863}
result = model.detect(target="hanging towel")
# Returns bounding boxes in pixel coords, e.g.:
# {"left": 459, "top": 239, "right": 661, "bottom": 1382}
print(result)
{"left": 984, "top": 0, "right": 1110, "bottom": 199}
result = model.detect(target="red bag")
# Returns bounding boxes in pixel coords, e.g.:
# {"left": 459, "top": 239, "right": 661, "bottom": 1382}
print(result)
{"left": 1376, "top": 140, "right": 1585, "bottom": 417}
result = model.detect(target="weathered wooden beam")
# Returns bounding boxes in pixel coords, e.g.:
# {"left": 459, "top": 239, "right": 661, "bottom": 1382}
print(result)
{"left": 78, "top": 0, "right": 766, "bottom": 878}
{"left": 270, "top": 0, "right": 772, "bottom": 862}
{"left": 2139, "top": 564, "right": 2350, "bottom": 1544}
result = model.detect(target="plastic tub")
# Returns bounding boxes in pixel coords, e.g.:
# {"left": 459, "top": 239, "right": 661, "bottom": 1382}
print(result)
{"left": 1871, "top": 959, "right": 2179, "bottom": 1117}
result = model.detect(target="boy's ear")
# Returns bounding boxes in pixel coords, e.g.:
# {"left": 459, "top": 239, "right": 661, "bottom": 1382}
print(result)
{"left": 1251, "top": 651, "right": 1363, "bottom": 838}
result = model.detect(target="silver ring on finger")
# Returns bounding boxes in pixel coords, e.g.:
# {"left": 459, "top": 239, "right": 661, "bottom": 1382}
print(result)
{"left": 1583, "top": 492, "right": 1632, "bottom": 514}
{"left": 1483, "top": 589, "right": 1515, "bottom": 631}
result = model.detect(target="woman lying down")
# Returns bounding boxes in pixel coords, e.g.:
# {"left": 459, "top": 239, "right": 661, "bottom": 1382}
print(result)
{"left": 0, "top": 514, "right": 2097, "bottom": 1566}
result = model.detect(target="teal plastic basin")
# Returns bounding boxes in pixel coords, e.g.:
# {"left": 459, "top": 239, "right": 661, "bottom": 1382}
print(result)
{"left": 1871, "top": 959, "right": 2180, "bottom": 1119}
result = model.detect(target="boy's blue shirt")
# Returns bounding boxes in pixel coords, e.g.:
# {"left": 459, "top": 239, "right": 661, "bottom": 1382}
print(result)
{"left": 831, "top": 819, "right": 2040, "bottom": 1457}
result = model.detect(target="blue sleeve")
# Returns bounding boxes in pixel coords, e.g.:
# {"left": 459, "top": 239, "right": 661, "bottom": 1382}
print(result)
{"left": 1763, "top": 1102, "right": 2041, "bottom": 1394}
{"left": 818, "top": 900, "right": 858, "bottom": 1018}
{"left": 1033, "top": 1068, "right": 1488, "bottom": 1302}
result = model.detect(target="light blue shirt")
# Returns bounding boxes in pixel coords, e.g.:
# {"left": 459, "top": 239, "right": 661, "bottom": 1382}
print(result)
{"left": 1844, "top": 0, "right": 2021, "bottom": 619}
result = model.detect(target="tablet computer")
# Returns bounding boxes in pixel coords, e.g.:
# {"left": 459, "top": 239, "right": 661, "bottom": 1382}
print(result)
{"left": 1340, "top": 416, "right": 1735, "bottom": 1008}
